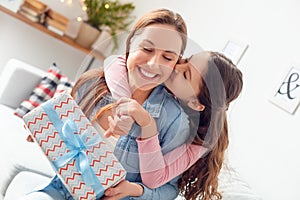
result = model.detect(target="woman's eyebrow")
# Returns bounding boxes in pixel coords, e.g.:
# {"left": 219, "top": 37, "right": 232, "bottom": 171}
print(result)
{"left": 143, "top": 39, "right": 179, "bottom": 56}
{"left": 165, "top": 50, "right": 179, "bottom": 56}
{"left": 143, "top": 39, "right": 154, "bottom": 45}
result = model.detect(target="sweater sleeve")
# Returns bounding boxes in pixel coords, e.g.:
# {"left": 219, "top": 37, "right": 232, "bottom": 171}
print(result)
{"left": 104, "top": 55, "right": 132, "bottom": 100}
{"left": 136, "top": 135, "right": 207, "bottom": 188}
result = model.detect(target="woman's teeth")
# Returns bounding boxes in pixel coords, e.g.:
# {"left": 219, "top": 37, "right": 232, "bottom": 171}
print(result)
{"left": 140, "top": 68, "right": 157, "bottom": 78}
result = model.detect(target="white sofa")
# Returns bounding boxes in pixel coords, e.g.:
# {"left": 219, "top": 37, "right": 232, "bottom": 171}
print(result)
{"left": 0, "top": 59, "right": 55, "bottom": 199}
{"left": 0, "top": 59, "right": 262, "bottom": 200}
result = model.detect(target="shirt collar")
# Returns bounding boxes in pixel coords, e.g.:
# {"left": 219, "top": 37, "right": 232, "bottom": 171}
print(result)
{"left": 143, "top": 85, "right": 166, "bottom": 118}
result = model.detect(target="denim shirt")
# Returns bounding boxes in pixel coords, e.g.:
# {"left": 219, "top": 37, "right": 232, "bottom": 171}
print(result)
{"left": 48, "top": 82, "right": 190, "bottom": 200}
{"left": 114, "top": 85, "right": 190, "bottom": 200}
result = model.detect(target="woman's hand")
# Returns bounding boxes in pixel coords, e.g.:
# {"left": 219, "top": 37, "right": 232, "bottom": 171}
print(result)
{"left": 102, "top": 180, "right": 143, "bottom": 200}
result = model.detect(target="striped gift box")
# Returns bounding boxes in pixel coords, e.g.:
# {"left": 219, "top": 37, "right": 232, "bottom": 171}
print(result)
{"left": 23, "top": 92, "right": 126, "bottom": 200}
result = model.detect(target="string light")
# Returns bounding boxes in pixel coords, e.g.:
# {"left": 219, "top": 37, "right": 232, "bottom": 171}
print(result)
{"left": 104, "top": 4, "right": 109, "bottom": 9}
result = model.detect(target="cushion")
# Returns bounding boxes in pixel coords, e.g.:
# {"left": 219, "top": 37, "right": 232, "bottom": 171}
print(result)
{"left": 14, "top": 63, "right": 62, "bottom": 118}
{"left": 0, "top": 59, "right": 46, "bottom": 109}
{"left": 53, "top": 75, "right": 73, "bottom": 97}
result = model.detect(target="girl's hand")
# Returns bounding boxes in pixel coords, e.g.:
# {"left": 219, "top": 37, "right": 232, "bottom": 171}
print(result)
{"left": 104, "top": 97, "right": 158, "bottom": 139}
{"left": 104, "top": 115, "right": 134, "bottom": 138}
{"left": 104, "top": 97, "right": 148, "bottom": 138}
{"left": 115, "top": 97, "right": 151, "bottom": 127}
{"left": 116, "top": 97, "right": 158, "bottom": 139}
{"left": 102, "top": 180, "right": 143, "bottom": 200}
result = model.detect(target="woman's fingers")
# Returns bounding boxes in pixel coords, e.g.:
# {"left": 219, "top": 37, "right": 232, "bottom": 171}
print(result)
{"left": 26, "top": 135, "right": 34, "bottom": 142}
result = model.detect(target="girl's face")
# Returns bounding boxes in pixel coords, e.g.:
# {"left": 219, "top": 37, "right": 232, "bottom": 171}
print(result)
{"left": 165, "top": 52, "right": 210, "bottom": 103}
{"left": 126, "top": 24, "right": 183, "bottom": 92}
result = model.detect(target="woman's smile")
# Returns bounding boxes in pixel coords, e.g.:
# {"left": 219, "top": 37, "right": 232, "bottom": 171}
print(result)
{"left": 138, "top": 66, "right": 159, "bottom": 80}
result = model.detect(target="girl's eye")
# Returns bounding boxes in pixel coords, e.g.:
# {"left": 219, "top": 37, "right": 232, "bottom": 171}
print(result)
{"left": 183, "top": 70, "right": 191, "bottom": 80}
{"left": 183, "top": 72, "right": 187, "bottom": 79}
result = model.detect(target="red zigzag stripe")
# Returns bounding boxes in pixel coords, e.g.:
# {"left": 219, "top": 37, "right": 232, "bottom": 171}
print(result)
{"left": 88, "top": 142, "right": 105, "bottom": 154}
{"left": 80, "top": 190, "right": 95, "bottom": 200}
{"left": 72, "top": 182, "right": 84, "bottom": 194}
{"left": 66, "top": 172, "right": 81, "bottom": 184}
{"left": 59, "top": 160, "right": 76, "bottom": 173}
{"left": 39, "top": 131, "right": 58, "bottom": 146}
{"left": 27, "top": 113, "right": 47, "bottom": 128}
{"left": 90, "top": 150, "right": 112, "bottom": 167}
{"left": 102, "top": 169, "right": 125, "bottom": 186}
{"left": 60, "top": 107, "right": 77, "bottom": 119}
{"left": 95, "top": 160, "right": 118, "bottom": 177}
{"left": 32, "top": 121, "right": 51, "bottom": 137}
{"left": 54, "top": 97, "right": 72, "bottom": 109}
{"left": 45, "top": 140, "right": 63, "bottom": 156}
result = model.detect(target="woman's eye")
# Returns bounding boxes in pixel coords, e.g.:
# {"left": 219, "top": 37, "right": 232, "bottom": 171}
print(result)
{"left": 143, "top": 47, "right": 152, "bottom": 52}
{"left": 163, "top": 56, "right": 173, "bottom": 61}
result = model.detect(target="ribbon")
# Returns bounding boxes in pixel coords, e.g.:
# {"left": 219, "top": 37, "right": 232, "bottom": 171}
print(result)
{"left": 42, "top": 102, "right": 104, "bottom": 199}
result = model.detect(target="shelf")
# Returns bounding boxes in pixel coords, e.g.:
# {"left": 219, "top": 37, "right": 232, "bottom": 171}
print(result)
{"left": 0, "top": 5, "right": 104, "bottom": 61}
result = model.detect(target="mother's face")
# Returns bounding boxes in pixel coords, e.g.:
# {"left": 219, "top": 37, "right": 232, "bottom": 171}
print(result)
{"left": 126, "top": 24, "right": 183, "bottom": 92}
{"left": 165, "top": 52, "right": 210, "bottom": 103}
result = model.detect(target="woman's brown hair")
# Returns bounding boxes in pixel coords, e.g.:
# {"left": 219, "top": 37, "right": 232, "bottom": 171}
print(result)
{"left": 125, "top": 8, "right": 187, "bottom": 60}
{"left": 178, "top": 52, "right": 243, "bottom": 200}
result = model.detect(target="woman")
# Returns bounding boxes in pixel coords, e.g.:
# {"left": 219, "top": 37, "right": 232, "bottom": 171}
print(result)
{"left": 4, "top": 8, "right": 190, "bottom": 200}
{"left": 102, "top": 51, "right": 243, "bottom": 200}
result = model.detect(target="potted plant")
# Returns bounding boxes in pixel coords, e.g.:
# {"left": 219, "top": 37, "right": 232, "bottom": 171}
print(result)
{"left": 75, "top": 0, "right": 135, "bottom": 50}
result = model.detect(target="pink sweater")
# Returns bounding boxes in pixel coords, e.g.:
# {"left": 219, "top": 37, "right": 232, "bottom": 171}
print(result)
{"left": 136, "top": 135, "right": 207, "bottom": 188}
{"left": 104, "top": 56, "right": 207, "bottom": 188}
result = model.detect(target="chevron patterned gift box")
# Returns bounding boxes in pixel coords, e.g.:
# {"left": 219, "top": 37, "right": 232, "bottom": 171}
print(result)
{"left": 23, "top": 92, "right": 126, "bottom": 200}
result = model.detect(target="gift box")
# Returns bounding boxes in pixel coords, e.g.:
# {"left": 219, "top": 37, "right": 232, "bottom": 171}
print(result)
{"left": 23, "top": 92, "right": 126, "bottom": 200}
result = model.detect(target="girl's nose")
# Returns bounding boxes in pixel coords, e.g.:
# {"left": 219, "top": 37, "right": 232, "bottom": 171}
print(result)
{"left": 174, "top": 62, "right": 189, "bottom": 74}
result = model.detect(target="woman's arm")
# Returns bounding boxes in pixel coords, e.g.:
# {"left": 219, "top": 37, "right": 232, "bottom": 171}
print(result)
{"left": 137, "top": 134, "right": 207, "bottom": 188}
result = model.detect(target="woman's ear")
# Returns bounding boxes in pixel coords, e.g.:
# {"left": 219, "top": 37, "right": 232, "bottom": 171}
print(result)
{"left": 187, "top": 99, "right": 205, "bottom": 111}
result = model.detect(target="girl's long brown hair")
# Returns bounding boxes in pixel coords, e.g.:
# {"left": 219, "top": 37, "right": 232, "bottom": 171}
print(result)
{"left": 178, "top": 52, "right": 243, "bottom": 200}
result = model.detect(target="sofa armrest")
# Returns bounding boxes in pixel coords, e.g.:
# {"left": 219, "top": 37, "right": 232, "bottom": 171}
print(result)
{"left": 0, "top": 59, "right": 47, "bottom": 109}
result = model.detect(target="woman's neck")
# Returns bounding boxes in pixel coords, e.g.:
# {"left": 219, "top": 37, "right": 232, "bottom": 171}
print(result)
{"left": 132, "top": 89, "right": 152, "bottom": 105}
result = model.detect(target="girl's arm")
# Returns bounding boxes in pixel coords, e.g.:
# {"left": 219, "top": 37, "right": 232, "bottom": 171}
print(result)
{"left": 103, "top": 55, "right": 131, "bottom": 100}
{"left": 137, "top": 134, "right": 207, "bottom": 188}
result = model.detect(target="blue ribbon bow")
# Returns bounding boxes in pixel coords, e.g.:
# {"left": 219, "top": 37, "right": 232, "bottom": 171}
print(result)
{"left": 42, "top": 102, "right": 104, "bottom": 198}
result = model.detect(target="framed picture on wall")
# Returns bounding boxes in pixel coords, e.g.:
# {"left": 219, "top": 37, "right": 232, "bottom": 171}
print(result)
{"left": 269, "top": 65, "right": 300, "bottom": 114}
{"left": 221, "top": 40, "right": 249, "bottom": 65}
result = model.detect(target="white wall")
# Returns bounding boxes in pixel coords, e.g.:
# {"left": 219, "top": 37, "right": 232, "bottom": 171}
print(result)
{"left": 131, "top": 1, "right": 300, "bottom": 200}
{"left": 1, "top": 0, "right": 300, "bottom": 199}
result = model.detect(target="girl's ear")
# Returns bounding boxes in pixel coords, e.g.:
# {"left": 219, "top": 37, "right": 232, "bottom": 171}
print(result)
{"left": 187, "top": 99, "right": 205, "bottom": 111}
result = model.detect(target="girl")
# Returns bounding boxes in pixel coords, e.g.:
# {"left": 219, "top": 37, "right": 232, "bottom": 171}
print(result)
{"left": 102, "top": 51, "right": 243, "bottom": 200}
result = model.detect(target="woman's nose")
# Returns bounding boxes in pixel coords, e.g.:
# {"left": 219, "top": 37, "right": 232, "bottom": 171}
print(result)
{"left": 147, "top": 53, "right": 161, "bottom": 68}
